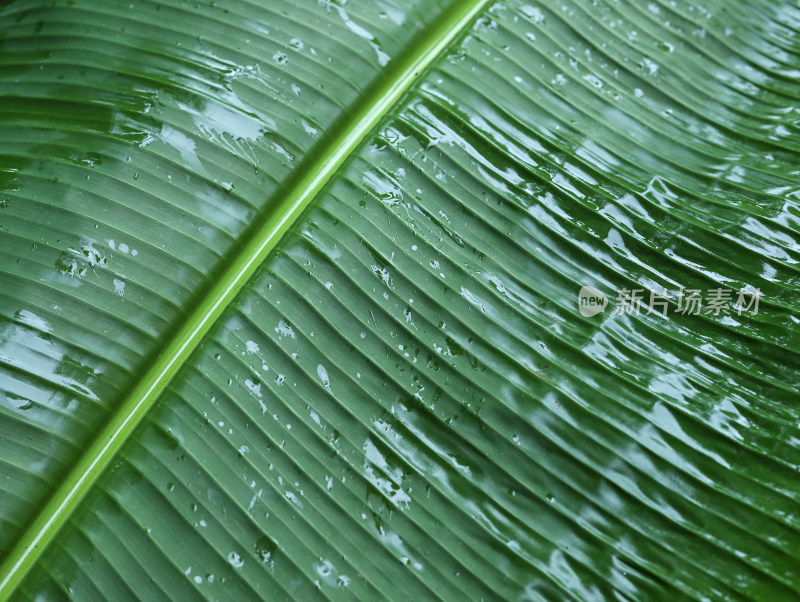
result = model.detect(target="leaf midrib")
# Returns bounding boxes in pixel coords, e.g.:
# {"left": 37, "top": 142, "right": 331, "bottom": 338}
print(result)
{"left": 0, "top": 1, "right": 491, "bottom": 596}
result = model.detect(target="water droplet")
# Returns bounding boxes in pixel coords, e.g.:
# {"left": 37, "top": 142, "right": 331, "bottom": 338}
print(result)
{"left": 317, "top": 364, "right": 332, "bottom": 393}
{"left": 254, "top": 536, "right": 276, "bottom": 565}
{"left": 113, "top": 278, "right": 125, "bottom": 296}
{"left": 227, "top": 551, "right": 244, "bottom": 568}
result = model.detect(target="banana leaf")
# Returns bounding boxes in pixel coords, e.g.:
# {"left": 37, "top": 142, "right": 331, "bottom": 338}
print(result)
{"left": 1, "top": 0, "right": 799, "bottom": 599}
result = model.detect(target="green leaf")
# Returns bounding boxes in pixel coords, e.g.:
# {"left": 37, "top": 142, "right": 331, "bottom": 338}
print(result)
{"left": 1, "top": 0, "right": 799, "bottom": 599}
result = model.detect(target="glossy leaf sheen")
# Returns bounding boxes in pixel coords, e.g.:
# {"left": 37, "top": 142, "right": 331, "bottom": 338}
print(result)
{"left": 1, "top": 0, "right": 799, "bottom": 600}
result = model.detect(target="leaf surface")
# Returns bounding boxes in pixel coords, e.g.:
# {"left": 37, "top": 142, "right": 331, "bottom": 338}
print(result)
{"left": 1, "top": 0, "right": 799, "bottom": 599}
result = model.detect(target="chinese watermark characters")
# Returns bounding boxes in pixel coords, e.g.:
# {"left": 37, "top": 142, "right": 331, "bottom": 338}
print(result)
{"left": 578, "top": 286, "right": 762, "bottom": 317}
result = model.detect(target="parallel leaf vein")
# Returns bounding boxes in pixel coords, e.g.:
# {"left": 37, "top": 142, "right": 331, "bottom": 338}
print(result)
{"left": 0, "top": 0, "right": 490, "bottom": 596}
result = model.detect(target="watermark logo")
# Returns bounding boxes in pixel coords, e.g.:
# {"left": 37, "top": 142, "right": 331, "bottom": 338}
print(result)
{"left": 578, "top": 286, "right": 762, "bottom": 317}
{"left": 578, "top": 286, "right": 608, "bottom": 317}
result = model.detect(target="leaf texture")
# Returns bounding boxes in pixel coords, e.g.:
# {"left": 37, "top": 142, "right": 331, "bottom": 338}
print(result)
{"left": 1, "top": 0, "right": 800, "bottom": 600}
{"left": 0, "top": 0, "right": 468, "bottom": 559}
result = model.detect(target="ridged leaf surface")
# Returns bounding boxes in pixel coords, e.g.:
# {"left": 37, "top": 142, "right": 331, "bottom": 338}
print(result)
{"left": 1, "top": 0, "right": 799, "bottom": 599}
